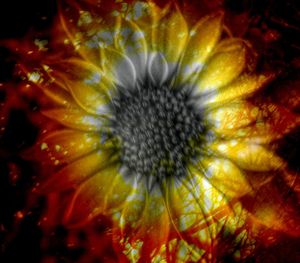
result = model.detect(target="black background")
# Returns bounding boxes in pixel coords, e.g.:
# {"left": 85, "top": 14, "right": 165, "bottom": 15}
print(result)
{"left": 0, "top": 0, "right": 299, "bottom": 262}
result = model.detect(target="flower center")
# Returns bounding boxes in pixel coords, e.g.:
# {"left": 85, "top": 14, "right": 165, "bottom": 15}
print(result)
{"left": 111, "top": 82, "right": 205, "bottom": 183}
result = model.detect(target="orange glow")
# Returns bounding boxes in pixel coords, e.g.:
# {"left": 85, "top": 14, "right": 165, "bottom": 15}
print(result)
{"left": 5, "top": 0, "right": 299, "bottom": 262}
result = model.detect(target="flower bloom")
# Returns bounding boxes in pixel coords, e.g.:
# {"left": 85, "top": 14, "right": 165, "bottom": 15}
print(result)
{"left": 18, "top": 0, "right": 299, "bottom": 261}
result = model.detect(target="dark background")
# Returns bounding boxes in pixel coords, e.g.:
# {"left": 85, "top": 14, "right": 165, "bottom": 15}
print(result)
{"left": 0, "top": 0, "right": 299, "bottom": 262}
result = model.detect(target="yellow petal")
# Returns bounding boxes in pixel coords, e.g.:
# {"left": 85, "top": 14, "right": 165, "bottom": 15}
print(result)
{"left": 114, "top": 17, "right": 148, "bottom": 81}
{"left": 133, "top": 1, "right": 170, "bottom": 51}
{"left": 211, "top": 140, "right": 284, "bottom": 171}
{"left": 104, "top": 171, "right": 138, "bottom": 213}
{"left": 178, "top": 12, "right": 223, "bottom": 83}
{"left": 153, "top": 4, "right": 188, "bottom": 69}
{"left": 206, "top": 73, "right": 273, "bottom": 106}
{"left": 53, "top": 59, "right": 111, "bottom": 115}
{"left": 200, "top": 158, "right": 252, "bottom": 198}
{"left": 39, "top": 150, "right": 114, "bottom": 193}
{"left": 213, "top": 38, "right": 248, "bottom": 53}
{"left": 119, "top": 179, "right": 147, "bottom": 230}
{"left": 118, "top": 186, "right": 170, "bottom": 257}
{"left": 167, "top": 179, "right": 202, "bottom": 232}
{"left": 208, "top": 100, "right": 259, "bottom": 131}
{"left": 195, "top": 41, "right": 246, "bottom": 94}
{"left": 209, "top": 102, "right": 275, "bottom": 142}
{"left": 42, "top": 108, "right": 104, "bottom": 131}
{"left": 64, "top": 165, "right": 133, "bottom": 225}
{"left": 167, "top": 171, "right": 232, "bottom": 234}
{"left": 100, "top": 47, "right": 136, "bottom": 89}
{"left": 58, "top": 4, "right": 117, "bottom": 65}
{"left": 209, "top": 101, "right": 300, "bottom": 143}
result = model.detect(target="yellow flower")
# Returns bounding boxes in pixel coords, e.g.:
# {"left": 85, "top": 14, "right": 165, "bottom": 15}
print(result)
{"left": 22, "top": 0, "right": 293, "bottom": 261}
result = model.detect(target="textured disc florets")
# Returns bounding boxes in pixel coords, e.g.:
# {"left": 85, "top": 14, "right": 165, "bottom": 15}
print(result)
{"left": 111, "top": 81, "right": 205, "bottom": 183}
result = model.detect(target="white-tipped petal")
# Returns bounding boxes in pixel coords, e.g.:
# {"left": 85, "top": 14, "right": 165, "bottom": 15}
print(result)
{"left": 148, "top": 52, "right": 169, "bottom": 86}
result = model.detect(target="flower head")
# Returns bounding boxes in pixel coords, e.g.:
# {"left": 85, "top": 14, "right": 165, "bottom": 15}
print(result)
{"left": 18, "top": 0, "right": 298, "bottom": 261}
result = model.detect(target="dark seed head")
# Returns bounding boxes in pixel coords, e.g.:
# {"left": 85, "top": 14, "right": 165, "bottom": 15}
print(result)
{"left": 111, "top": 81, "right": 205, "bottom": 183}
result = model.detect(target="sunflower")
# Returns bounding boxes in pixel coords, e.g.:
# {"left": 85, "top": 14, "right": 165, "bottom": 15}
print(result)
{"left": 20, "top": 0, "right": 292, "bottom": 261}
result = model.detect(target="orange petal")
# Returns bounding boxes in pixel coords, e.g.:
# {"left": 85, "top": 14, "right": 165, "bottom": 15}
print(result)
{"left": 42, "top": 108, "right": 105, "bottom": 131}
{"left": 37, "top": 129, "right": 102, "bottom": 165}
{"left": 39, "top": 150, "right": 114, "bottom": 193}
{"left": 118, "top": 187, "right": 170, "bottom": 259}
{"left": 259, "top": 103, "right": 300, "bottom": 140}
{"left": 39, "top": 82, "right": 75, "bottom": 107}
{"left": 246, "top": 182, "right": 300, "bottom": 237}
{"left": 64, "top": 166, "right": 135, "bottom": 226}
